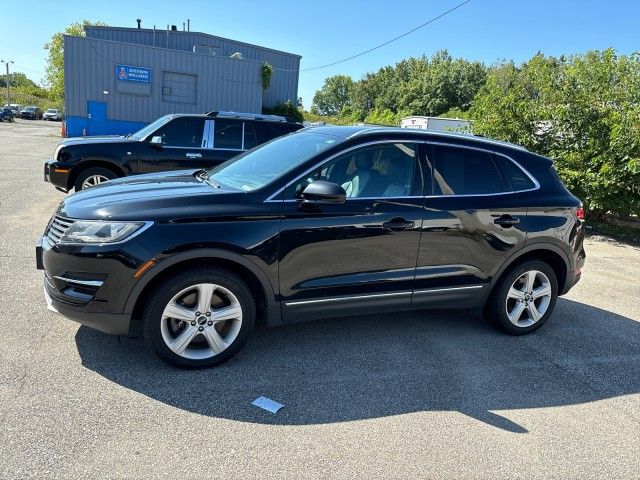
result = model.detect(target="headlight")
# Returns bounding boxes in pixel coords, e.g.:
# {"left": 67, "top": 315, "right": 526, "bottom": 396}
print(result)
{"left": 59, "top": 220, "right": 151, "bottom": 244}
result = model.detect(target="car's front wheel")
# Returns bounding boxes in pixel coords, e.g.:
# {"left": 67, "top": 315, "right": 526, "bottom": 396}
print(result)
{"left": 74, "top": 167, "right": 118, "bottom": 191}
{"left": 485, "top": 260, "right": 558, "bottom": 335}
{"left": 143, "top": 267, "right": 256, "bottom": 368}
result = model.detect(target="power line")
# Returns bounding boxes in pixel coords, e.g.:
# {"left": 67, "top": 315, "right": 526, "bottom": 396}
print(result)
{"left": 295, "top": 0, "right": 472, "bottom": 72}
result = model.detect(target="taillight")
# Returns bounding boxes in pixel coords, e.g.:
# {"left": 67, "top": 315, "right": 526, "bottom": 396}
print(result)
{"left": 576, "top": 206, "right": 585, "bottom": 220}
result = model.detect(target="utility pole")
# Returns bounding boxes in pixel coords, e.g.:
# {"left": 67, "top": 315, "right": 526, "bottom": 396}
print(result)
{"left": 1, "top": 60, "right": 14, "bottom": 106}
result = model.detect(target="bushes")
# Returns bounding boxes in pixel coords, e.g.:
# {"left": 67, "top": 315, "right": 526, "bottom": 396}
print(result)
{"left": 262, "top": 100, "right": 304, "bottom": 123}
{"left": 470, "top": 50, "right": 640, "bottom": 218}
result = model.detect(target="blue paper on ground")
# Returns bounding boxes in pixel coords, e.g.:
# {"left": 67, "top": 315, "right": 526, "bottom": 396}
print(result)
{"left": 252, "top": 396, "right": 284, "bottom": 413}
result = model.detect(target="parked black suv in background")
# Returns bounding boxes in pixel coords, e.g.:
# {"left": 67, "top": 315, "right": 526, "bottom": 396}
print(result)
{"left": 44, "top": 111, "right": 303, "bottom": 192}
{"left": 20, "top": 106, "right": 42, "bottom": 120}
{"left": 37, "top": 126, "right": 585, "bottom": 368}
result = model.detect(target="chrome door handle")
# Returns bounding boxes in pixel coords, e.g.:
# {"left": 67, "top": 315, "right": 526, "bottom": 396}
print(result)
{"left": 382, "top": 218, "right": 414, "bottom": 230}
{"left": 493, "top": 214, "right": 520, "bottom": 227}
{"left": 186, "top": 152, "right": 202, "bottom": 159}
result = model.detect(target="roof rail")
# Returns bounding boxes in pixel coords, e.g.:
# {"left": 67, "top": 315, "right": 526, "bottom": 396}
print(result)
{"left": 204, "top": 111, "right": 289, "bottom": 122}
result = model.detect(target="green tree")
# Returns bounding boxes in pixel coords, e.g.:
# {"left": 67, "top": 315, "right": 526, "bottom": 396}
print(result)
{"left": 348, "top": 51, "right": 486, "bottom": 119}
{"left": 470, "top": 50, "right": 640, "bottom": 217}
{"left": 311, "top": 75, "right": 354, "bottom": 115}
{"left": 43, "top": 20, "right": 106, "bottom": 103}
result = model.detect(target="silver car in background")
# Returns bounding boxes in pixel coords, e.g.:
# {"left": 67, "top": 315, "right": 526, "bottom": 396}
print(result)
{"left": 43, "top": 109, "right": 62, "bottom": 121}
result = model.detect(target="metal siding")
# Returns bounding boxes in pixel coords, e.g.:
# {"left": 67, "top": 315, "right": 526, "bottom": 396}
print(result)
{"left": 83, "top": 26, "right": 299, "bottom": 107}
{"left": 64, "top": 35, "right": 263, "bottom": 124}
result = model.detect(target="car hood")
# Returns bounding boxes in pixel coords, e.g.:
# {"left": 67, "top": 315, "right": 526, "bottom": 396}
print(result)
{"left": 57, "top": 170, "right": 250, "bottom": 221}
{"left": 58, "top": 135, "right": 132, "bottom": 147}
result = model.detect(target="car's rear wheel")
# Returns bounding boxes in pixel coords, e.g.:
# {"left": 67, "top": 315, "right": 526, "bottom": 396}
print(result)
{"left": 485, "top": 260, "right": 558, "bottom": 335}
{"left": 143, "top": 267, "right": 256, "bottom": 368}
{"left": 74, "top": 167, "right": 117, "bottom": 191}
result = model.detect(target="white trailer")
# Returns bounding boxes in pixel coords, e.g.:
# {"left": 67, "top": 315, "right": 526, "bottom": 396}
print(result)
{"left": 400, "top": 116, "right": 472, "bottom": 134}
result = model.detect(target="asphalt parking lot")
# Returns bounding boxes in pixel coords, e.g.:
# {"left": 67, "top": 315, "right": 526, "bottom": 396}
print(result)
{"left": 0, "top": 119, "right": 639, "bottom": 479}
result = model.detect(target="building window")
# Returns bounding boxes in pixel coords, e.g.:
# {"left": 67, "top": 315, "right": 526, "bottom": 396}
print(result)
{"left": 162, "top": 71, "right": 197, "bottom": 104}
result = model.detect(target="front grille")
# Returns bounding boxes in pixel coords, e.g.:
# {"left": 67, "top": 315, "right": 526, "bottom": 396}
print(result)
{"left": 46, "top": 215, "right": 75, "bottom": 244}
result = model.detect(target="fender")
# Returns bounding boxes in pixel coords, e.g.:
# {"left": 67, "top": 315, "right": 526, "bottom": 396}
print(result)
{"left": 481, "top": 241, "right": 572, "bottom": 303}
{"left": 123, "top": 248, "right": 282, "bottom": 325}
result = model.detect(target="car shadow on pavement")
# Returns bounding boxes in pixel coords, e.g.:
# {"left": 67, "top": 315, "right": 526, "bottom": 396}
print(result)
{"left": 75, "top": 298, "right": 640, "bottom": 432}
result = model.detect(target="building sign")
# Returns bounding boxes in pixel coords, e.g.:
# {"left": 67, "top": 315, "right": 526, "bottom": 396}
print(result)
{"left": 116, "top": 64, "right": 151, "bottom": 84}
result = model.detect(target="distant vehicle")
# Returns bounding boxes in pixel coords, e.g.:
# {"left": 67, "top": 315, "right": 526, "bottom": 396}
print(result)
{"left": 3, "top": 104, "right": 22, "bottom": 115}
{"left": 43, "top": 108, "right": 62, "bottom": 121}
{"left": 20, "top": 106, "right": 42, "bottom": 120}
{"left": 0, "top": 107, "right": 15, "bottom": 122}
{"left": 400, "top": 116, "right": 472, "bottom": 134}
{"left": 44, "top": 111, "right": 304, "bottom": 192}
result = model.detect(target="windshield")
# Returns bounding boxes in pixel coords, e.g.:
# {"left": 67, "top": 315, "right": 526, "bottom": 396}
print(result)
{"left": 129, "top": 115, "right": 173, "bottom": 141}
{"left": 46, "top": 109, "right": 57, "bottom": 113}
{"left": 206, "top": 131, "right": 340, "bottom": 192}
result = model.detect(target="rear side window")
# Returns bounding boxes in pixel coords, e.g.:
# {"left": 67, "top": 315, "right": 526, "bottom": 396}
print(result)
{"left": 255, "top": 123, "right": 298, "bottom": 144}
{"left": 432, "top": 145, "right": 508, "bottom": 195}
{"left": 214, "top": 119, "right": 243, "bottom": 149}
{"left": 493, "top": 155, "right": 536, "bottom": 191}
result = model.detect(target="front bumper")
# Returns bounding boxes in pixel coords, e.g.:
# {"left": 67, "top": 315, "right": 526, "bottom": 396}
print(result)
{"left": 44, "top": 159, "right": 70, "bottom": 191}
{"left": 42, "top": 276, "right": 131, "bottom": 335}
{"left": 36, "top": 236, "right": 149, "bottom": 336}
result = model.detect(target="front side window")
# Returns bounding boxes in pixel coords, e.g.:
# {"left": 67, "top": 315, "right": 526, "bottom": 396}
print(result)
{"left": 285, "top": 143, "right": 421, "bottom": 199}
{"left": 214, "top": 119, "right": 242, "bottom": 149}
{"left": 432, "top": 145, "right": 508, "bottom": 195}
{"left": 155, "top": 117, "right": 205, "bottom": 148}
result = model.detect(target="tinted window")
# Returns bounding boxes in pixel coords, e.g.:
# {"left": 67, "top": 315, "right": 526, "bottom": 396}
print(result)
{"left": 214, "top": 120, "right": 242, "bottom": 149}
{"left": 286, "top": 143, "right": 420, "bottom": 199}
{"left": 255, "top": 123, "right": 298, "bottom": 144}
{"left": 433, "top": 145, "right": 507, "bottom": 195}
{"left": 492, "top": 155, "right": 536, "bottom": 191}
{"left": 155, "top": 117, "right": 204, "bottom": 148}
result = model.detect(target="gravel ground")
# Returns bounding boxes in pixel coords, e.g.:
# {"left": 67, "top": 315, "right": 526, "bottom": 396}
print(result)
{"left": 0, "top": 120, "right": 639, "bottom": 479}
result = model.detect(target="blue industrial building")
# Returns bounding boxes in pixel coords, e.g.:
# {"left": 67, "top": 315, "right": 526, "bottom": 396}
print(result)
{"left": 63, "top": 25, "right": 301, "bottom": 137}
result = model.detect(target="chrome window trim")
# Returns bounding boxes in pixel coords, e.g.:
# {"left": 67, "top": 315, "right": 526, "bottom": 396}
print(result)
{"left": 285, "top": 291, "right": 412, "bottom": 306}
{"left": 265, "top": 139, "right": 539, "bottom": 203}
{"left": 264, "top": 139, "right": 423, "bottom": 203}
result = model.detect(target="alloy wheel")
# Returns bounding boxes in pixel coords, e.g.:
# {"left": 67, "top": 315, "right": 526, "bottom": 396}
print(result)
{"left": 81, "top": 174, "right": 110, "bottom": 189}
{"left": 505, "top": 270, "right": 552, "bottom": 328}
{"left": 160, "top": 283, "right": 243, "bottom": 360}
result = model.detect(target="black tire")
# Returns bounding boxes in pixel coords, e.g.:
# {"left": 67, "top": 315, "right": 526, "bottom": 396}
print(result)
{"left": 142, "top": 267, "right": 256, "bottom": 369}
{"left": 73, "top": 167, "right": 118, "bottom": 191}
{"left": 484, "top": 260, "right": 558, "bottom": 335}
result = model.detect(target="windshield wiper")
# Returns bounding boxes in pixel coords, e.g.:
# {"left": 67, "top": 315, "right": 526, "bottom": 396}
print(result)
{"left": 195, "top": 170, "right": 220, "bottom": 189}
{"left": 205, "top": 177, "right": 221, "bottom": 189}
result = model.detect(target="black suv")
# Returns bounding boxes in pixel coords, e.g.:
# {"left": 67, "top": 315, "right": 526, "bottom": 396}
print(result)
{"left": 20, "top": 106, "right": 42, "bottom": 120}
{"left": 36, "top": 126, "right": 585, "bottom": 368}
{"left": 44, "top": 111, "right": 303, "bottom": 192}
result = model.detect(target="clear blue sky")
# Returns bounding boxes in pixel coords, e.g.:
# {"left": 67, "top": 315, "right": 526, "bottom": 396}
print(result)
{"left": 2, "top": 0, "right": 639, "bottom": 109}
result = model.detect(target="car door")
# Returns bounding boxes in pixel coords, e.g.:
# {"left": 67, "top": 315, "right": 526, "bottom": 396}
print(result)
{"left": 137, "top": 116, "right": 208, "bottom": 173}
{"left": 276, "top": 140, "right": 425, "bottom": 322}
{"left": 413, "top": 142, "right": 529, "bottom": 308}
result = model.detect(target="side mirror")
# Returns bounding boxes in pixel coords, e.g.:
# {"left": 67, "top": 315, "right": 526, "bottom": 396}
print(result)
{"left": 300, "top": 180, "right": 346, "bottom": 205}
{"left": 149, "top": 135, "right": 163, "bottom": 148}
